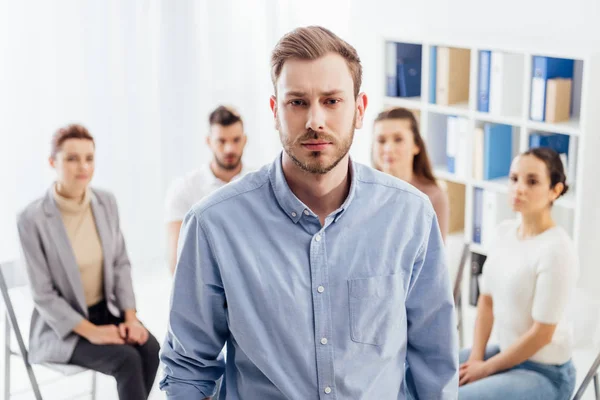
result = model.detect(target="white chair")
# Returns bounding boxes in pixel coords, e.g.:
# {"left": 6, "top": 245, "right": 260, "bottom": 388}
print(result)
{"left": 0, "top": 260, "right": 97, "bottom": 400}
{"left": 451, "top": 242, "right": 470, "bottom": 349}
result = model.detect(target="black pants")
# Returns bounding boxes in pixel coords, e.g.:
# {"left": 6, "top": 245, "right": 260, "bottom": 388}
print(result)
{"left": 68, "top": 300, "right": 160, "bottom": 400}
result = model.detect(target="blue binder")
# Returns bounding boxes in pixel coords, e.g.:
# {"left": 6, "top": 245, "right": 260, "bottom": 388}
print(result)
{"left": 478, "top": 50, "right": 491, "bottom": 112}
{"left": 396, "top": 43, "right": 422, "bottom": 98}
{"left": 398, "top": 61, "right": 422, "bottom": 97}
{"left": 429, "top": 46, "right": 437, "bottom": 103}
{"left": 473, "top": 188, "right": 484, "bottom": 244}
{"left": 530, "top": 56, "right": 574, "bottom": 121}
{"left": 483, "top": 123, "right": 513, "bottom": 180}
{"left": 529, "top": 132, "right": 570, "bottom": 159}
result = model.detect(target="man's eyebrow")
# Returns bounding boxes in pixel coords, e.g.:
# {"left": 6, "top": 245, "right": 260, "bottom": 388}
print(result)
{"left": 283, "top": 89, "right": 344, "bottom": 97}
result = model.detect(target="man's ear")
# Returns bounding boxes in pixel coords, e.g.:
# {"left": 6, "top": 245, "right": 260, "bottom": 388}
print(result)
{"left": 270, "top": 96, "right": 278, "bottom": 130}
{"left": 354, "top": 92, "right": 368, "bottom": 129}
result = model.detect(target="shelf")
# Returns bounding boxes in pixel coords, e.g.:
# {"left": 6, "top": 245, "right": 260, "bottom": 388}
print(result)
{"left": 474, "top": 112, "right": 522, "bottom": 127}
{"left": 427, "top": 101, "right": 470, "bottom": 117}
{"left": 434, "top": 166, "right": 469, "bottom": 185}
{"left": 383, "top": 96, "right": 423, "bottom": 110}
{"left": 472, "top": 177, "right": 510, "bottom": 193}
{"left": 526, "top": 117, "right": 581, "bottom": 136}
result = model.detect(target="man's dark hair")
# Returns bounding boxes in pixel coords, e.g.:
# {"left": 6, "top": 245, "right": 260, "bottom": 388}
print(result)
{"left": 209, "top": 105, "right": 243, "bottom": 128}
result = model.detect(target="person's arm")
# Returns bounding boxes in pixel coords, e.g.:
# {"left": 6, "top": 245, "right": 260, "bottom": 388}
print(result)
{"left": 166, "top": 221, "right": 183, "bottom": 275}
{"left": 405, "top": 212, "right": 458, "bottom": 399}
{"left": 484, "top": 246, "right": 574, "bottom": 374}
{"left": 164, "top": 178, "right": 192, "bottom": 276}
{"left": 108, "top": 194, "right": 136, "bottom": 312}
{"left": 484, "top": 322, "right": 556, "bottom": 374}
{"left": 17, "top": 214, "right": 85, "bottom": 339}
{"left": 466, "top": 294, "right": 494, "bottom": 362}
{"left": 159, "top": 211, "right": 228, "bottom": 399}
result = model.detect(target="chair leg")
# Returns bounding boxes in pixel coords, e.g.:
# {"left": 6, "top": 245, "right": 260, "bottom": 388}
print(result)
{"left": 457, "top": 295, "right": 464, "bottom": 349}
{"left": 4, "top": 313, "right": 10, "bottom": 400}
{"left": 594, "top": 373, "right": 599, "bottom": 400}
{"left": 91, "top": 371, "right": 97, "bottom": 400}
{"left": 0, "top": 289, "right": 42, "bottom": 399}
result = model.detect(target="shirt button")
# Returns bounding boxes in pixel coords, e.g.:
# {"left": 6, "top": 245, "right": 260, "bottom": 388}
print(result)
{"left": 320, "top": 337, "right": 328, "bottom": 345}
{"left": 315, "top": 234, "right": 322, "bottom": 242}
{"left": 304, "top": 210, "right": 310, "bottom": 216}
{"left": 317, "top": 285, "right": 325, "bottom": 293}
{"left": 324, "top": 387, "right": 332, "bottom": 394}
{"left": 291, "top": 211, "right": 297, "bottom": 217}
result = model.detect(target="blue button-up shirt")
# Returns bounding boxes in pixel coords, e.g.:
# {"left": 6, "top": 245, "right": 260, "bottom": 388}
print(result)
{"left": 160, "top": 153, "right": 458, "bottom": 399}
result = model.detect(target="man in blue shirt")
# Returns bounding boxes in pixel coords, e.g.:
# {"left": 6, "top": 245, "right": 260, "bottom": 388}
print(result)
{"left": 160, "top": 26, "right": 458, "bottom": 399}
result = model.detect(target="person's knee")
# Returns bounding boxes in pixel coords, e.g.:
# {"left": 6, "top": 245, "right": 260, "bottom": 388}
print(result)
{"left": 459, "top": 347, "right": 471, "bottom": 364}
{"left": 113, "top": 345, "right": 144, "bottom": 377}
{"left": 147, "top": 333, "right": 160, "bottom": 355}
{"left": 142, "top": 333, "right": 161, "bottom": 363}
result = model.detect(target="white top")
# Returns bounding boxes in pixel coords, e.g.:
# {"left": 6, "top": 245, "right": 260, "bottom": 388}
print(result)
{"left": 164, "top": 163, "right": 252, "bottom": 223}
{"left": 480, "top": 219, "right": 579, "bottom": 365}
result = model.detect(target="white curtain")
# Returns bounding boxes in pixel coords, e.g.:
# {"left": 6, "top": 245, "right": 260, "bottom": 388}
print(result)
{"left": 0, "top": 0, "right": 354, "bottom": 269}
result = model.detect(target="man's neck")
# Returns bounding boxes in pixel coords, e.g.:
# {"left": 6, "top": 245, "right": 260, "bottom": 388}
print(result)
{"left": 282, "top": 153, "right": 351, "bottom": 226}
{"left": 210, "top": 160, "right": 242, "bottom": 183}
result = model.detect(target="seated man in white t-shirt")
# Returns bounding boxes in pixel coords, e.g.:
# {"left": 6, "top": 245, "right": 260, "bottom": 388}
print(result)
{"left": 165, "top": 105, "right": 251, "bottom": 275}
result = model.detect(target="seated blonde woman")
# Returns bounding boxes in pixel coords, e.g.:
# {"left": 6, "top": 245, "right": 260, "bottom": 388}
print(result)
{"left": 17, "top": 124, "right": 160, "bottom": 400}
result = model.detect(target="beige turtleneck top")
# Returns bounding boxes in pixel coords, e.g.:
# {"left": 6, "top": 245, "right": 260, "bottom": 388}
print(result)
{"left": 53, "top": 185, "right": 104, "bottom": 307}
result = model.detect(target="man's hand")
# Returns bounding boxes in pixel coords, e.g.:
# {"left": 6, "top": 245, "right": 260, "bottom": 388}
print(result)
{"left": 459, "top": 360, "right": 493, "bottom": 386}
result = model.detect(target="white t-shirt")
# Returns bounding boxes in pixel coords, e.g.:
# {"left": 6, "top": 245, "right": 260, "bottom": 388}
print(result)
{"left": 480, "top": 219, "right": 579, "bottom": 365}
{"left": 164, "top": 163, "right": 252, "bottom": 223}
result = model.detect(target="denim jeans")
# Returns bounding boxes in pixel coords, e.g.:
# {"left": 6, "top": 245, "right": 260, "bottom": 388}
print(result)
{"left": 457, "top": 345, "right": 576, "bottom": 400}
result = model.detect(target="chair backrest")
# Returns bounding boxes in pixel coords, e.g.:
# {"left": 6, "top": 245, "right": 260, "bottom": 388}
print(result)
{"left": 452, "top": 243, "right": 470, "bottom": 305}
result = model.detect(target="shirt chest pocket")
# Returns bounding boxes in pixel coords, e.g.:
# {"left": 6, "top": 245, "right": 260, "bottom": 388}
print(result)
{"left": 348, "top": 274, "right": 406, "bottom": 346}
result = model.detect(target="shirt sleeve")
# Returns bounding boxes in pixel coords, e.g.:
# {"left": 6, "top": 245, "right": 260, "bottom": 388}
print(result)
{"left": 164, "top": 178, "right": 192, "bottom": 223}
{"left": 405, "top": 212, "right": 459, "bottom": 399}
{"left": 531, "top": 241, "right": 578, "bottom": 324}
{"left": 159, "top": 211, "right": 228, "bottom": 399}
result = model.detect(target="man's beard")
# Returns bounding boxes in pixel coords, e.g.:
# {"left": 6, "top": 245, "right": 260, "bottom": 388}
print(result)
{"left": 278, "top": 112, "right": 356, "bottom": 175}
{"left": 214, "top": 155, "right": 241, "bottom": 171}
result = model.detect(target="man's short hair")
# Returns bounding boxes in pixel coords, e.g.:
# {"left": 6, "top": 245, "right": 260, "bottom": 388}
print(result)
{"left": 270, "top": 26, "right": 362, "bottom": 97}
{"left": 209, "top": 105, "right": 243, "bottom": 128}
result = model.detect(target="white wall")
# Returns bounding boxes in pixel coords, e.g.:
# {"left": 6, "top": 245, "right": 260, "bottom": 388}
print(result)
{"left": 2, "top": 0, "right": 599, "bottom": 269}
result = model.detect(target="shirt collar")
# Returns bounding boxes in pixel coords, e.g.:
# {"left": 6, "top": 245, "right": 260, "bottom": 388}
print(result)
{"left": 203, "top": 162, "right": 247, "bottom": 185}
{"left": 269, "top": 151, "right": 357, "bottom": 224}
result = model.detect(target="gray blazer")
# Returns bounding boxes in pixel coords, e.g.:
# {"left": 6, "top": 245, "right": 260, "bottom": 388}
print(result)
{"left": 17, "top": 187, "right": 136, "bottom": 364}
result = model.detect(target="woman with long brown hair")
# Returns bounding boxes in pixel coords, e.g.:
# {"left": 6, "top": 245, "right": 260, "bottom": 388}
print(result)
{"left": 372, "top": 107, "right": 449, "bottom": 241}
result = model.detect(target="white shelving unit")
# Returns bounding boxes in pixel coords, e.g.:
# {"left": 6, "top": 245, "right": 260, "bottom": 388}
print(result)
{"left": 382, "top": 38, "right": 600, "bottom": 301}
